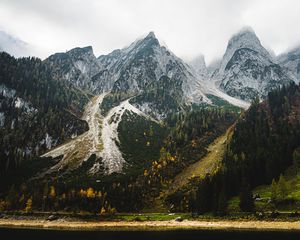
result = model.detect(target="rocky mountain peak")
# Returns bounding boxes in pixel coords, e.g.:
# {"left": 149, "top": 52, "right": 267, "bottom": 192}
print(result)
{"left": 227, "top": 27, "right": 260, "bottom": 50}
{"left": 67, "top": 46, "right": 95, "bottom": 59}
{"left": 146, "top": 31, "right": 156, "bottom": 39}
{"left": 188, "top": 55, "right": 208, "bottom": 80}
{"left": 217, "top": 27, "right": 295, "bottom": 101}
{"left": 219, "top": 27, "right": 272, "bottom": 74}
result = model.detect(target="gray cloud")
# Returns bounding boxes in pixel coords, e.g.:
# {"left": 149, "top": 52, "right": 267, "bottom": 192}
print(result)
{"left": 0, "top": 0, "right": 299, "bottom": 64}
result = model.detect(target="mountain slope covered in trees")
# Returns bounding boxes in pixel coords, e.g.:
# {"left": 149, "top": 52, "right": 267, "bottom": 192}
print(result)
{"left": 165, "top": 83, "right": 300, "bottom": 214}
{"left": 0, "top": 52, "right": 89, "bottom": 176}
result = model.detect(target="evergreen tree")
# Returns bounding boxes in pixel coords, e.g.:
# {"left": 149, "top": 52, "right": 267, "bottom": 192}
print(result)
{"left": 271, "top": 178, "right": 278, "bottom": 202}
{"left": 216, "top": 187, "right": 227, "bottom": 216}
{"left": 239, "top": 184, "right": 254, "bottom": 212}
{"left": 277, "top": 174, "right": 288, "bottom": 201}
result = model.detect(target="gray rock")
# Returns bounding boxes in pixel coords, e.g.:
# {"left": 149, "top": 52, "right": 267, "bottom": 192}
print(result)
{"left": 175, "top": 216, "right": 183, "bottom": 222}
{"left": 47, "top": 215, "right": 58, "bottom": 221}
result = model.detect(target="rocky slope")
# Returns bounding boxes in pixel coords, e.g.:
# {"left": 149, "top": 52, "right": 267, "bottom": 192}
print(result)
{"left": 188, "top": 55, "right": 208, "bottom": 81}
{"left": 45, "top": 46, "right": 106, "bottom": 93}
{"left": 277, "top": 46, "right": 300, "bottom": 81}
{"left": 46, "top": 32, "right": 209, "bottom": 107}
{"left": 213, "top": 28, "right": 295, "bottom": 101}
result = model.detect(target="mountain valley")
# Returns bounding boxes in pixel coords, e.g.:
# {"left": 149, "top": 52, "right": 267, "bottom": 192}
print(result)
{"left": 0, "top": 27, "right": 299, "bottom": 216}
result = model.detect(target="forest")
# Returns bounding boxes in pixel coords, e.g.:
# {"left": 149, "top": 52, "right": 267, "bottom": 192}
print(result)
{"left": 166, "top": 83, "right": 300, "bottom": 214}
{"left": 0, "top": 52, "right": 89, "bottom": 175}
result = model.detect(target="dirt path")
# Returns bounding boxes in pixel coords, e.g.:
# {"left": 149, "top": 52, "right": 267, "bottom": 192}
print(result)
{"left": 153, "top": 126, "right": 234, "bottom": 211}
{"left": 1, "top": 218, "right": 300, "bottom": 231}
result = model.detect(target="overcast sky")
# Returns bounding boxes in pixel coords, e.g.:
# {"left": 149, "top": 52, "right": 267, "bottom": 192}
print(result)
{"left": 0, "top": 0, "right": 300, "bottom": 64}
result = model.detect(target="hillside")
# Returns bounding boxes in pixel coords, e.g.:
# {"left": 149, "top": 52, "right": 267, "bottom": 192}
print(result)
{"left": 0, "top": 52, "right": 89, "bottom": 178}
{"left": 171, "top": 83, "right": 300, "bottom": 215}
{"left": 151, "top": 126, "right": 234, "bottom": 212}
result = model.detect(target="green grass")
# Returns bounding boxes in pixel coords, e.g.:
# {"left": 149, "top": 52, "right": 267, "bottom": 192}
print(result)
{"left": 113, "top": 213, "right": 192, "bottom": 221}
{"left": 205, "top": 94, "right": 243, "bottom": 113}
{"left": 227, "top": 196, "right": 240, "bottom": 212}
{"left": 228, "top": 169, "right": 300, "bottom": 213}
{"left": 254, "top": 171, "right": 300, "bottom": 201}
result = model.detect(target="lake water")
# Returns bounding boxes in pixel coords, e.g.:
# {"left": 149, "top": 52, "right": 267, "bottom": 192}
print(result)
{"left": 1, "top": 228, "right": 300, "bottom": 240}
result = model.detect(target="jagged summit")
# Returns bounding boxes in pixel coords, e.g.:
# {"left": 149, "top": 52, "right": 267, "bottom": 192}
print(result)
{"left": 228, "top": 26, "right": 256, "bottom": 44}
{"left": 219, "top": 27, "right": 272, "bottom": 74}
{"left": 188, "top": 55, "right": 208, "bottom": 80}
{"left": 216, "top": 27, "right": 294, "bottom": 101}
{"left": 67, "top": 46, "right": 94, "bottom": 54}
{"left": 146, "top": 31, "right": 156, "bottom": 38}
{"left": 123, "top": 31, "right": 160, "bottom": 55}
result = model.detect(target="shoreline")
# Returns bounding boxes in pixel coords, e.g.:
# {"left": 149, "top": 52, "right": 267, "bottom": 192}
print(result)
{"left": 1, "top": 218, "right": 300, "bottom": 231}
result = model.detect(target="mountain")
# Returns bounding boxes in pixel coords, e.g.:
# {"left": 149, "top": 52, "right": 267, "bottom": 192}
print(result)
{"left": 207, "top": 59, "right": 221, "bottom": 78}
{"left": 277, "top": 46, "right": 300, "bottom": 81}
{"left": 188, "top": 55, "right": 208, "bottom": 80}
{"left": 38, "top": 32, "right": 212, "bottom": 177}
{"left": 45, "top": 32, "right": 210, "bottom": 124}
{"left": 100, "top": 32, "right": 208, "bottom": 105}
{"left": 44, "top": 46, "right": 106, "bottom": 93}
{"left": 215, "top": 27, "right": 295, "bottom": 101}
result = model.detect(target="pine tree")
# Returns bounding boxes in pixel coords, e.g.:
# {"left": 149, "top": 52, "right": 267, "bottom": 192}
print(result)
{"left": 217, "top": 187, "right": 227, "bottom": 216}
{"left": 239, "top": 184, "right": 254, "bottom": 212}
{"left": 293, "top": 148, "right": 300, "bottom": 170}
{"left": 271, "top": 178, "right": 278, "bottom": 202}
{"left": 277, "top": 174, "right": 288, "bottom": 201}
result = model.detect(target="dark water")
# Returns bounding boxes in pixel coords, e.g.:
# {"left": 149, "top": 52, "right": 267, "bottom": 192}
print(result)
{"left": 1, "top": 228, "right": 300, "bottom": 240}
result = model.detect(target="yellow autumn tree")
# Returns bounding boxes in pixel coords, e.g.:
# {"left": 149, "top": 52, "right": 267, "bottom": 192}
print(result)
{"left": 87, "top": 187, "right": 95, "bottom": 198}
{"left": 49, "top": 186, "right": 56, "bottom": 198}
{"left": 25, "top": 198, "right": 32, "bottom": 213}
{"left": 97, "top": 191, "right": 102, "bottom": 199}
{"left": 100, "top": 206, "right": 106, "bottom": 215}
{"left": 79, "top": 189, "right": 87, "bottom": 197}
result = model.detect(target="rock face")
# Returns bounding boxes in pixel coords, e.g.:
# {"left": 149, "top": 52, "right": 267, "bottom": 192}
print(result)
{"left": 100, "top": 32, "right": 208, "bottom": 104}
{"left": 277, "top": 46, "right": 300, "bottom": 81}
{"left": 188, "top": 55, "right": 208, "bottom": 80}
{"left": 46, "top": 32, "right": 208, "bottom": 105}
{"left": 45, "top": 46, "right": 107, "bottom": 92}
{"left": 215, "top": 27, "right": 295, "bottom": 101}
